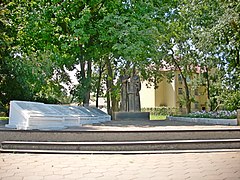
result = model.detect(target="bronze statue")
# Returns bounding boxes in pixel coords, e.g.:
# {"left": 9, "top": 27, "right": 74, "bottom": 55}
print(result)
{"left": 120, "top": 74, "right": 141, "bottom": 112}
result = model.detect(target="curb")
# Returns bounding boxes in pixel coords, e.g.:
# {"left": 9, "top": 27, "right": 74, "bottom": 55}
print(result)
{"left": 1, "top": 148, "right": 240, "bottom": 154}
{"left": 168, "top": 116, "right": 237, "bottom": 126}
{"left": 0, "top": 120, "right": 8, "bottom": 125}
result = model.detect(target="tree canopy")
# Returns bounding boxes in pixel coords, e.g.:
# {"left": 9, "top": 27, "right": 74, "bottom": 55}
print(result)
{"left": 0, "top": 0, "right": 239, "bottom": 114}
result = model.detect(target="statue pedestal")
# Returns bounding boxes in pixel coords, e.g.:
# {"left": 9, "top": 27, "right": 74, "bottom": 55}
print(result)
{"left": 113, "top": 112, "right": 150, "bottom": 121}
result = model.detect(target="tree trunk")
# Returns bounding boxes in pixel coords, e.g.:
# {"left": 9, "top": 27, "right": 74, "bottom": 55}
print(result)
{"left": 170, "top": 49, "right": 191, "bottom": 114}
{"left": 106, "top": 76, "right": 111, "bottom": 115}
{"left": 79, "top": 45, "right": 91, "bottom": 107}
{"left": 96, "top": 77, "right": 101, "bottom": 108}
{"left": 182, "top": 76, "right": 191, "bottom": 114}
{"left": 79, "top": 46, "right": 86, "bottom": 105}
{"left": 96, "top": 60, "right": 103, "bottom": 108}
{"left": 112, "top": 98, "right": 119, "bottom": 113}
{"left": 106, "top": 56, "right": 113, "bottom": 115}
{"left": 205, "top": 67, "right": 212, "bottom": 111}
{"left": 83, "top": 59, "right": 92, "bottom": 106}
{"left": 105, "top": 55, "right": 118, "bottom": 115}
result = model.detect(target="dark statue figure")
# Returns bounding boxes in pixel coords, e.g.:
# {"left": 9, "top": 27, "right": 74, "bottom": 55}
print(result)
{"left": 120, "top": 74, "right": 141, "bottom": 112}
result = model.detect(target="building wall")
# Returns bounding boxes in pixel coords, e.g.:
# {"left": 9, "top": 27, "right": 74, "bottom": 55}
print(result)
{"left": 174, "top": 71, "right": 208, "bottom": 113}
{"left": 155, "top": 78, "right": 176, "bottom": 108}
{"left": 175, "top": 71, "right": 185, "bottom": 113}
{"left": 139, "top": 81, "right": 156, "bottom": 108}
{"left": 192, "top": 85, "right": 208, "bottom": 111}
{"left": 140, "top": 71, "right": 208, "bottom": 112}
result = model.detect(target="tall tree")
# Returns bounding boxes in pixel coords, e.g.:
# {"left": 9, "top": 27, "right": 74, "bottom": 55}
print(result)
{"left": 154, "top": 1, "right": 198, "bottom": 113}
{"left": 188, "top": 0, "right": 240, "bottom": 110}
{"left": 0, "top": 1, "right": 34, "bottom": 108}
{"left": 97, "top": 0, "right": 161, "bottom": 112}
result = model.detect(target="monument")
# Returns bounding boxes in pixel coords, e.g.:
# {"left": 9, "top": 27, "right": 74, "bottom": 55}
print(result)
{"left": 6, "top": 100, "right": 111, "bottom": 130}
{"left": 113, "top": 74, "right": 150, "bottom": 120}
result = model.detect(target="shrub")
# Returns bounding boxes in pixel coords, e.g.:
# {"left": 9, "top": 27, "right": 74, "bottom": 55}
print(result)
{"left": 175, "top": 110, "right": 237, "bottom": 119}
{"left": 142, "top": 107, "right": 178, "bottom": 116}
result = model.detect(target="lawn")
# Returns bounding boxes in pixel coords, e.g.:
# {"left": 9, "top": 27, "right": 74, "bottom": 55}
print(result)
{"left": 0, "top": 116, "right": 166, "bottom": 121}
{"left": 150, "top": 115, "right": 167, "bottom": 120}
{"left": 0, "top": 116, "right": 167, "bottom": 121}
{"left": 0, "top": 117, "right": 9, "bottom": 121}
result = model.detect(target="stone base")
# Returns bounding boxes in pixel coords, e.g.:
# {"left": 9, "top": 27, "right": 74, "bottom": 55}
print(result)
{"left": 113, "top": 112, "right": 150, "bottom": 121}
{"left": 168, "top": 116, "right": 238, "bottom": 126}
{"left": 6, "top": 101, "right": 111, "bottom": 130}
{"left": 0, "top": 120, "right": 8, "bottom": 125}
{"left": 237, "top": 109, "right": 240, "bottom": 126}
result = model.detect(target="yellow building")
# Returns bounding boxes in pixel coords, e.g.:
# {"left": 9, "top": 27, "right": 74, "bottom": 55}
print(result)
{"left": 140, "top": 70, "right": 208, "bottom": 113}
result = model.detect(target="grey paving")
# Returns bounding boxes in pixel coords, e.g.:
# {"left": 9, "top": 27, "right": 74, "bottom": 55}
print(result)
{"left": 0, "top": 119, "right": 240, "bottom": 179}
{"left": 0, "top": 152, "right": 239, "bottom": 180}
{"left": 71, "top": 119, "right": 240, "bottom": 131}
{"left": 1, "top": 119, "right": 240, "bottom": 131}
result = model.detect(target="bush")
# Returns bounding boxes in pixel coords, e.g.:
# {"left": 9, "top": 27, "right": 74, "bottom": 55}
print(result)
{"left": 142, "top": 107, "right": 178, "bottom": 116}
{"left": 175, "top": 110, "right": 237, "bottom": 119}
{"left": 222, "top": 91, "right": 240, "bottom": 111}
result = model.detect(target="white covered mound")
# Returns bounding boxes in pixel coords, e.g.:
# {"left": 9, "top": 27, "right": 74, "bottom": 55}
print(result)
{"left": 6, "top": 100, "right": 111, "bottom": 130}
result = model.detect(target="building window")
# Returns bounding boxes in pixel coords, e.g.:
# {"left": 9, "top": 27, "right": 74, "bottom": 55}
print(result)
{"left": 194, "top": 89, "right": 198, "bottom": 96}
{"left": 178, "top": 74, "right": 182, "bottom": 83}
{"left": 179, "top": 103, "right": 183, "bottom": 109}
{"left": 194, "top": 103, "right": 199, "bottom": 109}
{"left": 178, "top": 88, "right": 183, "bottom": 95}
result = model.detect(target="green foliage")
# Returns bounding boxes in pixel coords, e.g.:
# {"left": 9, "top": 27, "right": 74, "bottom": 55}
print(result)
{"left": 0, "top": 117, "right": 9, "bottom": 121}
{"left": 189, "top": 0, "right": 240, "bottom": 111}
{"left": 150, "top": 115, "right": 167, "bottom": 120}
{"left": 0, "top": 1, "right": 68, "bottom": 108}
{"left": 154, "top": 0, "right": 240, "bottom": 113}
{"left": 0, "top": 1, "right": 31, "bottom": 105}
{"left": 0, "top": 0, "right": 239, "bottom": 114}
{"left": 142, "top": 107, "right": 178, "bottom": 116}
{"left": 221, "top": 91, "right": 240, "bottom": 111}
{"left": 176, "top": 110, "right": 237, "bottom": 119}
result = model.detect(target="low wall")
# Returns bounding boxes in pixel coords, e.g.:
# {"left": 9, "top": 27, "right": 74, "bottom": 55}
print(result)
{"left": 237, "top": 109, "right": 240, "bottom": 125}
{"left": 0, "top": 120, "right": 9, "bottom": 125}
{"left": 113, "top": 112, "right": 150, "bottom": 121}
{"left": 168, "top": 116, "right": 237, "bottom": 126}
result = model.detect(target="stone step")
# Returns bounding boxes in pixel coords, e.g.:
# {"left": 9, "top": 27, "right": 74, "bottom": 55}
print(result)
{"left": 0, "top": 129, "right": 240, "bottom": 142}
{"left": 1, "top": 148, "right": 240, "bottom": 154}
{"left": 1, "top": 139, "right": 240, "bottom": 153}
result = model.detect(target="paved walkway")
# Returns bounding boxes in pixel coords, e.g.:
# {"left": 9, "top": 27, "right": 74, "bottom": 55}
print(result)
{"left": 1, "top": 120, "right": 240, "bottom": 180}
{"left": 1, "top": 119, "right": 240, "bottom": 131}
{"left": 66, "top": 119, "right": 240, "bottom": 131}
{"left": 0, "top": 152, "right": 240, "bottom": 180}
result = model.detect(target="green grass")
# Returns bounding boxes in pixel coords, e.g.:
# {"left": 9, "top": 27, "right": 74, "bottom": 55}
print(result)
{"left": 0, "top": 117, "right": 9, "bottom": 121}
{"left": 1, "top": 115, "right": 168, "bottom": 121}
{"left": 150, "top": 115, "right": 167, "bottom": 120}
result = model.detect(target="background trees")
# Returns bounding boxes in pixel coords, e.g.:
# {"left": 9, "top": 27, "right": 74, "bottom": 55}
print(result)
{"left": 187, "top": 0, "right": 240, "bottom": 110}
{"left": 0, "top": 0, "right": 239, "bottom": 114}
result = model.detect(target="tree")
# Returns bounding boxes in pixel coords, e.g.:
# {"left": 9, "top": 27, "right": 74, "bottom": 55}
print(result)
{"left": 154, "top": 1, "right": 199, "bottom": 113}
{"left": 0, "top": 1, "right": 69, "bottom": 109}
{"left": 155, "top": 0, "right": 239, "bottom": 113}
{"left": 17, "top": 0, "right": 130, "bottom": 107}
{"left": 3, "top": 0, "right": 238, "bottom": 115}
{"left": 0, "top": 1, "right": 34, "bottom": 109}
{"left": 97, "top": 1, "right": 162, "bottom": 113}
{"left": 188, "top": 0, "right": 240, "bottom": 110}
